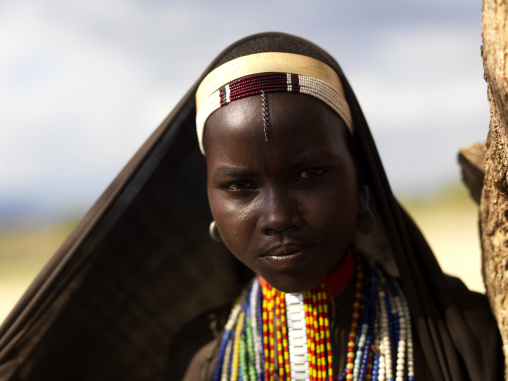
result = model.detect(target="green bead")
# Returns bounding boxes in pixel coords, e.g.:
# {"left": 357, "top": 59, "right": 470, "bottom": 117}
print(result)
{"left": 240, "top": 336, "right": 249, "bottom": 381}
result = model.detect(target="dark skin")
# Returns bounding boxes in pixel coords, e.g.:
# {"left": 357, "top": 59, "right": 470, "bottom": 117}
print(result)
{"left": 204, "top": 92, "right": 358, "bottom": 293}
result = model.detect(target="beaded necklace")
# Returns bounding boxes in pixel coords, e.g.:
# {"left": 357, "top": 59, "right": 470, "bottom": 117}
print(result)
{"left": 213, "top": 250, "right": 414, "bottom": 381}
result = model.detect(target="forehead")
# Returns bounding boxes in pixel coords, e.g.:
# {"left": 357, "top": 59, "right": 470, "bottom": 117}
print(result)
{"left": 203, "top": 93, "right": 351, "bottom": 161}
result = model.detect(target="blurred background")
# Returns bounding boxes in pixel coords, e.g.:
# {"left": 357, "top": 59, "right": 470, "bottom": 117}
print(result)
{"left": 0, "top": 0, "right": 487, "bottom": 323}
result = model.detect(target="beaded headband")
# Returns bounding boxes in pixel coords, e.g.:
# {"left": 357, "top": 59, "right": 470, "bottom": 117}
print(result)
{"left": 195, "top": 52, "right": 353, "bottom": 154}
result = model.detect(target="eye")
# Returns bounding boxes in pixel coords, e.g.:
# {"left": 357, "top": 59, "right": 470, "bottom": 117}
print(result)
{"left": 298, "top": 168, "right": 325, "bottom": 180}
{"left": 225, "top": 181, "right": 256, "bottom": 191}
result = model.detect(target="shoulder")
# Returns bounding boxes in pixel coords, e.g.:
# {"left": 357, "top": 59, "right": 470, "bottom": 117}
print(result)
{"left": 444, "top": 275, "right": 496, "bottom": 326}
{"left": 443, "top": 275, "right": 499, "bottom": 341}
{"left": 181, "top": 339, "right": 218, "bottom": 381}
{"left": 444, "top": 275, "right": 504, "bottom": 378}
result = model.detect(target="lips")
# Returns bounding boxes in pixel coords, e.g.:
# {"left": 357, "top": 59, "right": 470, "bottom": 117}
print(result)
{"left": 259, "top": 243, "right": 314, "bottom": 269}
{"left": 263, "top": 243, "right": 312, "bottom": 257}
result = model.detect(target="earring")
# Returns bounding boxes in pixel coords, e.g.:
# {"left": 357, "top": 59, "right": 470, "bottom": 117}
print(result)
{"left": 356, "top": 185, "right": 376, "bottom": 234}
{"left": 209, "top": 220, "right": 222, "bottom": 242}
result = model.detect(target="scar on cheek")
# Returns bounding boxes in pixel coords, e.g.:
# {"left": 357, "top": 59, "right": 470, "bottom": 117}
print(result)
{"left": 261, "top": 90, "right": 271, "bottom": 142}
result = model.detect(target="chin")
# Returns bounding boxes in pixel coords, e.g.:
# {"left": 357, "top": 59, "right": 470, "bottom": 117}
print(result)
{"left": 263, "top": 273, "right": 321, "bottom": 294}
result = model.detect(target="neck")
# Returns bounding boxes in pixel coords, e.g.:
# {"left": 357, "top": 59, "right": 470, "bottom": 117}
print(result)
{"left": 323, "top": 247, "right": 355, "bottom": 297}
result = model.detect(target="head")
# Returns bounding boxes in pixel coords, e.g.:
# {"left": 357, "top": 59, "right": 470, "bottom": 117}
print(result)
{"left": 196, "top": 38, "right": 361, "bottom": 293}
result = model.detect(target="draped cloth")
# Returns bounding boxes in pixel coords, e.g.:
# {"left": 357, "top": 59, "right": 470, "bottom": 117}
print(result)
{"left": 0, "top": 32, "right": 502, "bottom": 381}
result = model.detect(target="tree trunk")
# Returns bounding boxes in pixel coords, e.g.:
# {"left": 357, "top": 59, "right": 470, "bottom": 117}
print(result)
{"left": 481, "top": 0, "right": 508, "bottom": 376}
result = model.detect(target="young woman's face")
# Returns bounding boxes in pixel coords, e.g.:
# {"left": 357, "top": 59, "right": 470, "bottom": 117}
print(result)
{"left": 204, "top": 93, "right": 358, "bottom": 293}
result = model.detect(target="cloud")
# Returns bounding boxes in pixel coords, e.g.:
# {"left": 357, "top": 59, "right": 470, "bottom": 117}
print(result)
{"left": 0, "top": 0, "right": 489, "bottom": 210}
{"left": 349, "top": 26, "right": 488, "bottom": 133}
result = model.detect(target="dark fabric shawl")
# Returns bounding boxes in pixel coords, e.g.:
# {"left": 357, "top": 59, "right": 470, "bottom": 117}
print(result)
{"left": 0, "top": 32, "right": 502, "bottom": 381}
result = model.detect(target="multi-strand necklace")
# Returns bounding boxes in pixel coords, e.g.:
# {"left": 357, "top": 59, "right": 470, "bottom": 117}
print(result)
{"left": 213, "top": 249, "right": 414, "bottom": 381}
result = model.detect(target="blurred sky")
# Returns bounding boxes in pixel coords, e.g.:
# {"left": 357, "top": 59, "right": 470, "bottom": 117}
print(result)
{"left": 0, "top": 0, "right": 488, "bottom": 219}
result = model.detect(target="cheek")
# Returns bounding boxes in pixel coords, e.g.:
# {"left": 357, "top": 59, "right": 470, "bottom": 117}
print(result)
{"left": 302, "top": 181, "right": 358, "bottom": 233}
{"left": 207, "top": 191, "right": 259, "bottom": 249}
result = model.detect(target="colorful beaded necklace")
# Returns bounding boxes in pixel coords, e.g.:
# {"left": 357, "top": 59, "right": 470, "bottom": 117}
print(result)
{"left": 213, "top": 249, "right": 414, "bottom": 381}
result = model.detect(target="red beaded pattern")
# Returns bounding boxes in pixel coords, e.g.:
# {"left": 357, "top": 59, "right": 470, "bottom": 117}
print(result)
{"left": 323, "top": 250, "right": 355, "bottom": 298}
{"left": 219, "top": 73, "right": 300, "bottom": 107}
{"left": 302, "top": 284, "right": 334, "bottom": 381}
{"left": 260, "top": 278, "right": 292, "bottom": 380}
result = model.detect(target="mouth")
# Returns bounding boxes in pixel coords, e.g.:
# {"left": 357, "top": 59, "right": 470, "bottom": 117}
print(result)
{"left": 259, "top": 243, "right": 314, "bottom": 268}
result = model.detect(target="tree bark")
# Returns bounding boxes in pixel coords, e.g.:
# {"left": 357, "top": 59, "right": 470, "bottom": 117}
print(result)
{"left": 481, "top": 0, "right": 508, "bottom": 376}
{"left": 459, "top": 142, "right": 485, "bottom": 204}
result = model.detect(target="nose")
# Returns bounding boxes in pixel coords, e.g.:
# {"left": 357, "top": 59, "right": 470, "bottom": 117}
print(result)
{"left": 258, "top": 188, "right": 304, "bottom": 234}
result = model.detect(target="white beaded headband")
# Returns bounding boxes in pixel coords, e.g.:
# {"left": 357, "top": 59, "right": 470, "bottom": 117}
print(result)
{"left": 195, "top": 52, "right": 353, "bottom": 154}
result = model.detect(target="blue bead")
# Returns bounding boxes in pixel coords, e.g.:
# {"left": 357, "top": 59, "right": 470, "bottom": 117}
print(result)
{"left": 372, "top": 355, "right": 380, "bottom": 379}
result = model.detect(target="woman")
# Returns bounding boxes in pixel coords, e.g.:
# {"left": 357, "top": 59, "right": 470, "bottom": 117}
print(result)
{"left": 0, "top": 33, "right": 502, "bottom": 381}
{"left": 183, "top": 33, "right": 503, "bottom": 380}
